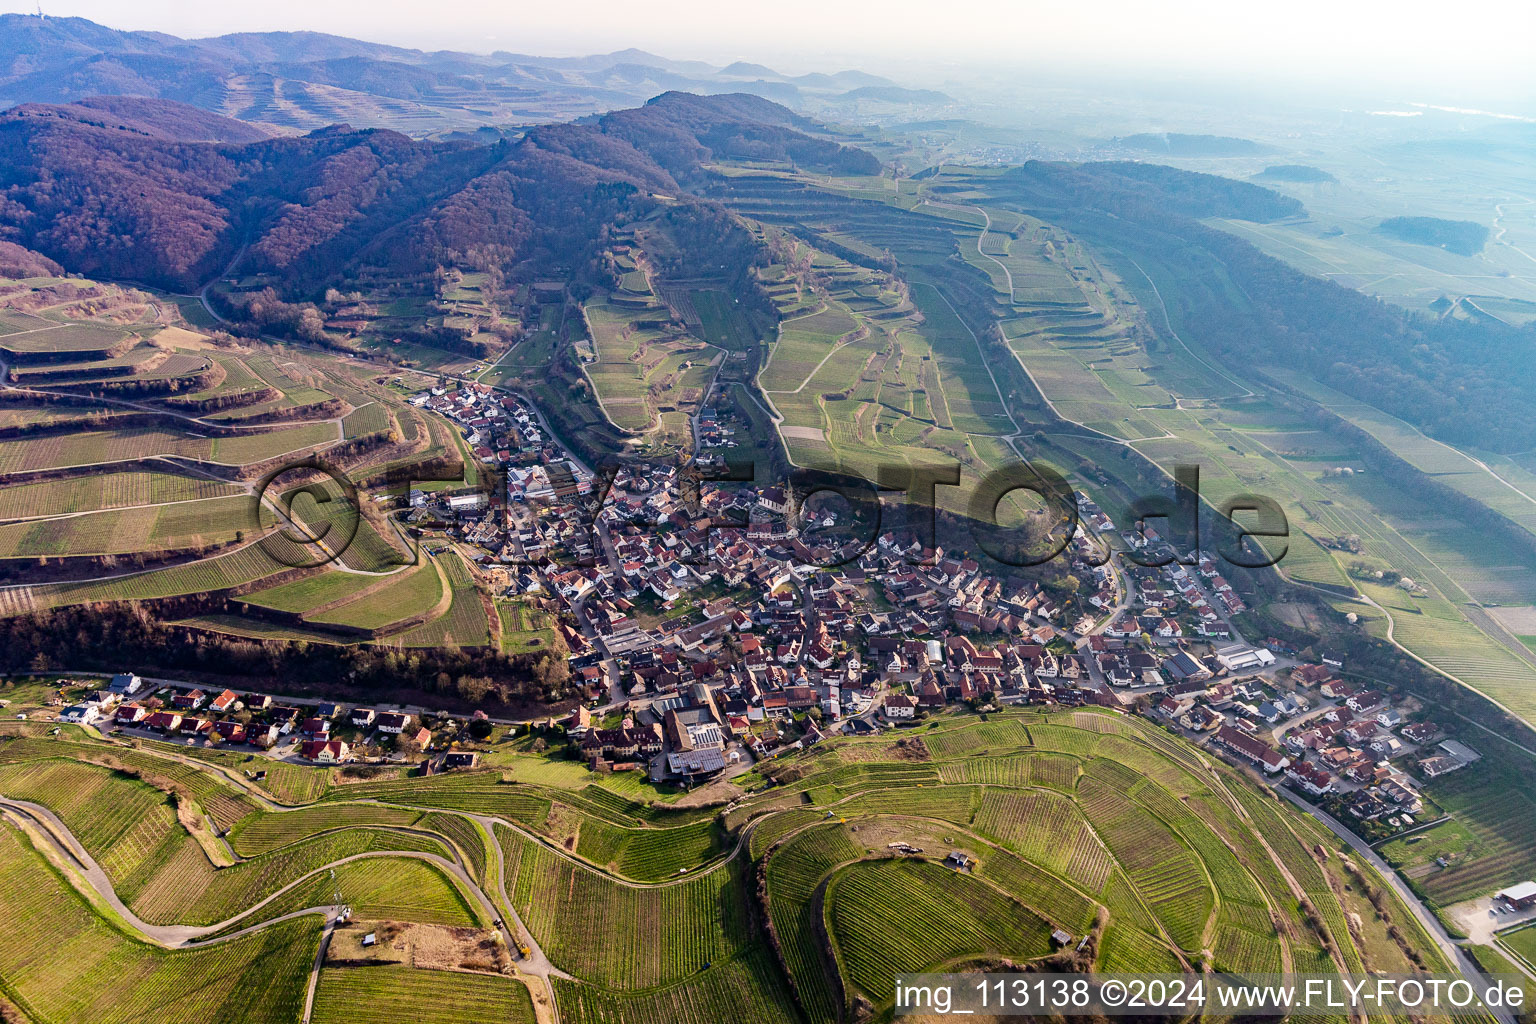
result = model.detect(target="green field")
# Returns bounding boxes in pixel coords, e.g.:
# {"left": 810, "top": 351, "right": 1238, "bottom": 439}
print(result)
{"left": 0, "top": 495, "right": 252, "bottom": 557}
{"left": 0, "top": 470, "right": 243, "bottom": 520}
{"left": 310, "top": 964, "right": 535, "bottom": 1024}
{"left": 496, "top": 598, "right": 560, "bottom": 654}
{"left": 553, "top": 948, "right": 799, "bottom": 1024}
{"left": 395, "top": 551, "right": 491, "bottom": 647}
{"left": 826, "top": 858, "right": 1051, "bottom": 1001}
{"left": 241, "top": 569, "right": 379, "bottom": 613}
{"left": 1499, "top": 924, "right": 1536, "bottom": 975}
{"left": 0, "top": 702, "right": 1475, "bottom": 1024}
{"left": 0, "top": 821, "right": 319, "bottom": 1024}
{"left": 501, "top": 825, "right": 750, "bottom": 988}
{"left": 309, "top": 560, "right": 444, "bottom": 631}
{"left": 582, "top": 276, "right": 721, "bottom": 450}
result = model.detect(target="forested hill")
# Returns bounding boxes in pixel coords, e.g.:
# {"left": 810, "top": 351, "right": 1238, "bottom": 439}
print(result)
{"left": 596, "top": 91, "right": 880, "bottom": 181}
{"left": 0, "top": 91, "right": 874, "bottom": 293}
{"left": 1006, "top": 161, "right": 1304, "bottom": 222}
{"left": 4, "top": 95, "right": 281, "bottom": 143}
{"left": 988, "top": 162, "right": 1536, "bottom": 453}
{"left": 1378, "top": 215, "right": 1490, "bottom": 256}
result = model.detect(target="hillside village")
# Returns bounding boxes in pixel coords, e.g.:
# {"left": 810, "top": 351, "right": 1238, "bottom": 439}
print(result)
{"left": 19, "top": 372, "right": 1476, "bottom": 842}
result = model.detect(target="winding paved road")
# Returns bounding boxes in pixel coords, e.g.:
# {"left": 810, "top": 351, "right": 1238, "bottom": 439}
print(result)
{"left": 1270, "top": 786, "right": 1517, "bottom": 1024}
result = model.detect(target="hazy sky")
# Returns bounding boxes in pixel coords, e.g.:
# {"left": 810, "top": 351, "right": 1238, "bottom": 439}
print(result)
{"left": 7, "top": 0, "right": 1535, "bottom": 103}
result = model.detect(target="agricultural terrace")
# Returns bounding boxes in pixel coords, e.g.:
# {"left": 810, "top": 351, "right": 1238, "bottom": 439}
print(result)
{"left": 0, "top": 821, "right": 319, "bottom": 1024}
{"left": 744, "top": 228, "right": 1031, "bottom": 517}
{"left": 310, "top": 964, "right": 536, "bottom": 1024}
{"left": 730, "top": 166, "right": 1536, "bottom": 726}
{"left": 581, "top": 260, "right": 722, "bottom": 452}
{"left": 396, "top": 550, "right": 492, "bottom": 648}
{"left": 0, "top": 699, "right": 1475, "bottom": 1024}
{"left": 0, "top": 277, "right": 499, "bottom": 642}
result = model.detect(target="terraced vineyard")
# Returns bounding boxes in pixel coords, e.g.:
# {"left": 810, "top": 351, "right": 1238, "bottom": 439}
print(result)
{"left": 311, "top": 964, "right": 536, "bottom": 1024}
{"left": 232, "top": 855, "right": 483, "bottom": 928}
{"left": 826, "top": 858, "right": 1052, "bottom": 999}
{"left": 501, "top": 825, "right": 751, "bottom": 988}
{"left": 0, "top": 275, "right": 501, "bottom": 648}
{"left": 553, "top": 948, "right": 799, "bottom": 1024}
{"left": 0, "top": 822, "right": 318, "bottom": 1024}
{"left": 0, "top": 703, "right": 1478, "bottom": 1023}
{"left": 581, "top": 254, "right": 722, "bottom": 450}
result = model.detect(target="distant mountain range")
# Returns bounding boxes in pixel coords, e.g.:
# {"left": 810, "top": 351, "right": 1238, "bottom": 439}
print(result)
{"left": 0, "top": 14, "right": 954, "bottom": 136}
{"left": 1110, "top": 132, "right": 1277, "bottom": 157}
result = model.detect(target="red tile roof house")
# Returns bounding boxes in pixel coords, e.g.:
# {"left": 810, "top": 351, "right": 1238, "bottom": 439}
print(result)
{"left": 144, "top": 711, "right": 183, "bottom": 733}
{"left": 114, "top": 704, "right": 147, "bottom": 725}
{"left": 209, "top": 689, "right": 240, "bottom": 714}
{"left": 1215, "top": 725, "right": 1290, "bottom": 773}
{"left": 171, "top": 689, "right": 207, "bottom": 711}
{"left": 300, "top": 739, "right": 351, "bottom": 764}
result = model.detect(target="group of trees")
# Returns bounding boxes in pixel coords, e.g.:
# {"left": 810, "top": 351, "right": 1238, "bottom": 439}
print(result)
{"left": 0, "top": 602, "right": 577, "bottom": 710}
{"left": 597, "top": 91, "right": 879, "bottom": 184}
{"left": 1378, "top": 215, "right": 1489, "bottom": 256}
{"left": 217, "top": 287, "right": 328, "bottom": 343}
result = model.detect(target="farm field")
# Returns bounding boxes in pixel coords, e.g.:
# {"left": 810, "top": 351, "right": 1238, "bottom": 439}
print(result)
{"left": 737, "top": 214, "right": 1034, "bottom": 516}
{"left": 581, "top": 271, "right": 721, "bottom": 452}
{"left": 764, "top": 169, "right": 1536, "bottom": 723}
{"left": 0, "top": 494, "right": 252, "bottom": 557}
{"left": 309, "top": 560, "right": 444, "bottom": 631}
{"left": 553, "top": 948, "right": 799, "bottom": 1024}
{"left": 240, "top": 569, "right": 379, "bottom": 613}
{"left": 0, "top": 821, "right": 319, "bottom": 1024}
{"left": 0, "top": 702, "right": 1478, "bottom": 1024}
{"left": 310, "top": 964, "right": 536, "bottom": 1024}
{"left": 229, "top": 855, "right": 484, "bottom": 928}
{"left": 826, "top": 857, "right": 1052, "bottom": 1002}
{"left": 0, "top": 274, "right": 497, "bottom": 633}
{"left": 1499, "top": 924, "right": 1536, "bottom": 975}
{"left": 1208, "top": 201, "right": 1536, "bottom": 317}
{"left": 500, "top": 825, "right": 751, "bottom": 988}
{"left": 0, "top": 321, "right": 135, "bottom": 356}
{"left": 0, "top": 469, "right": 245, "bottom": 521}
{"left": 1386, "top": 732, "right": 1536, "bottom": 905}
{"left": 6, "top": 122, "right": 1536, "bottom": 1024}
{"left": 496, "top": 599, "right": 561, "bottom": 654}
{"left": 394, "top": 550, "right": 491, "bottom": 647}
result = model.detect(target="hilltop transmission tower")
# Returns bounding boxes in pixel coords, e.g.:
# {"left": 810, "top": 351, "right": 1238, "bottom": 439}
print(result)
{"left": 328, "top": 868, "right": 350, "bottom": 921}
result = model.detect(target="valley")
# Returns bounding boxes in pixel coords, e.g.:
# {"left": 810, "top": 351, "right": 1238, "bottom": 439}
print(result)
{"left": 2, "top": 10, "right": 1536, "bottom": 1024}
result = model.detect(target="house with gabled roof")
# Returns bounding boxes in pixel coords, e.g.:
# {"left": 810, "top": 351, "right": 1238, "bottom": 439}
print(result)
{"left": 301, "top": 739, "right": 351, "bottom": 764}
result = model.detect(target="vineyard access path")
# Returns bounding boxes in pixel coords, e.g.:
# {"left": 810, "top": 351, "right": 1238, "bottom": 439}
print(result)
{"left": 0, "top": 728, "right": 798, "bottom": 1024}
{"left": 0, "top": 795, "right": 484, "bottom": 948}
{"left": 8, "top": 718, "right": 1508, "bottom": 1024}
